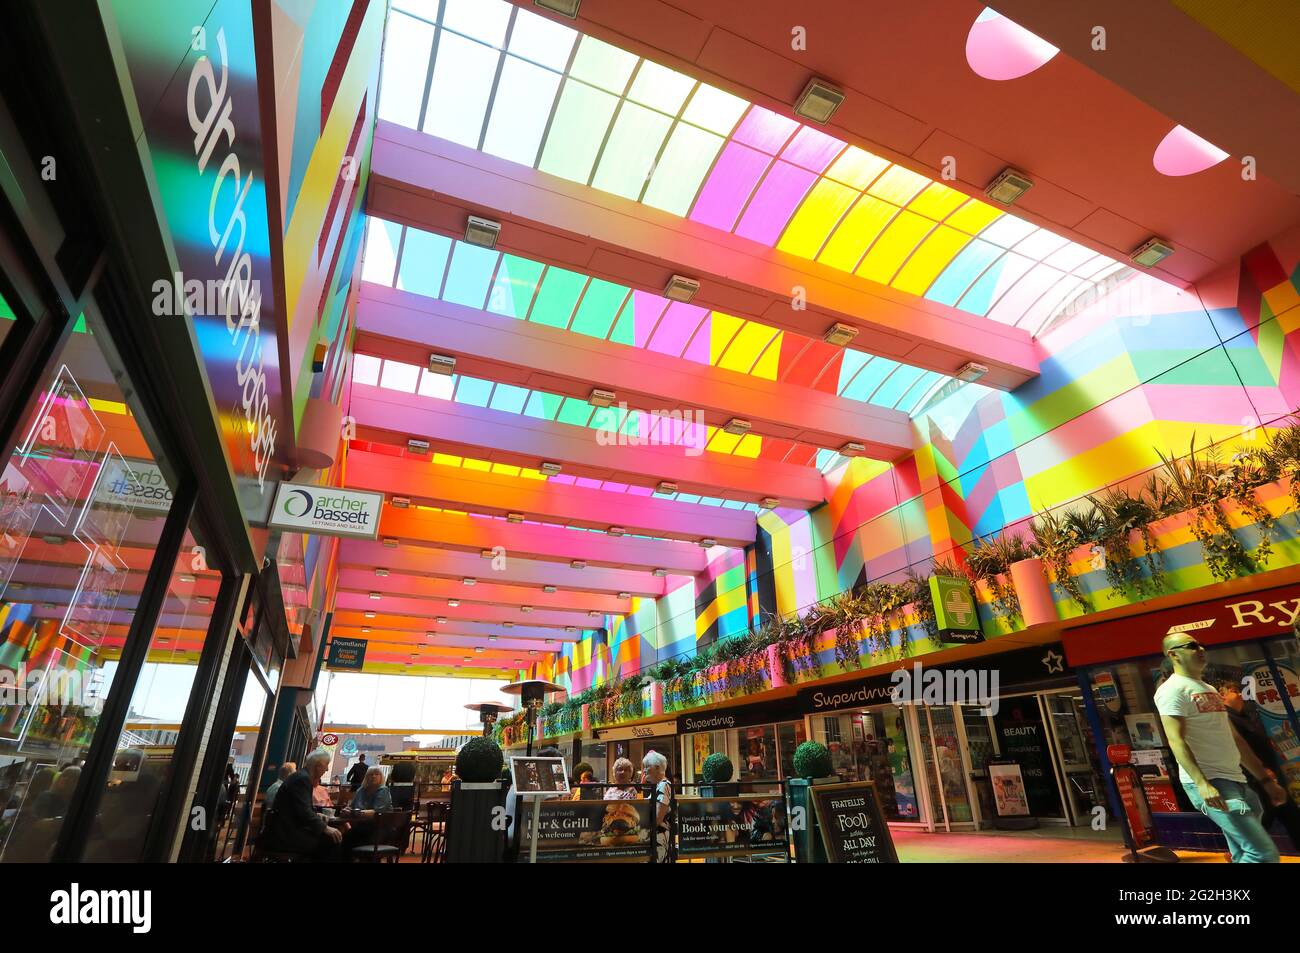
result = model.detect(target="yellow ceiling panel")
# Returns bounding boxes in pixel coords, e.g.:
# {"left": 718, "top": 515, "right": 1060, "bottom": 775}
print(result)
{"left": 856, "top": 211, "right": 935, "bottom": 285}
{"left": 891, "top": 226, "right": 973, "bottom": 295}
{"left": 776, "top": 178, "right": 859, "bottom": 260}
{"left": 818, "top": 195, "right": 900, "bottom": 273}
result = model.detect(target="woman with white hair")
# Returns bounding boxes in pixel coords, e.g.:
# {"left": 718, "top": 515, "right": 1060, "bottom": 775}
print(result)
{"left": 603, "top": 758, "right": 638, "bottom": 800}
{"left": 641, "top": 751, "right": 673, "bottom": 862}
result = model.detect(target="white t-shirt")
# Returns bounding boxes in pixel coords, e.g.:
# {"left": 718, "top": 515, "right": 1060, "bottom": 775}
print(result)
{"left": 1154, "top": 674, "right": 1244, "bottom": 784}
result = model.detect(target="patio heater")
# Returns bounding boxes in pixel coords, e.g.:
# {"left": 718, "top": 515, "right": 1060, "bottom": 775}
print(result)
{"left": 500, "top": 679, "right": 565, "bottom": 756}
{"left": 464, "top": 701, "right": 515, "bottom": 738}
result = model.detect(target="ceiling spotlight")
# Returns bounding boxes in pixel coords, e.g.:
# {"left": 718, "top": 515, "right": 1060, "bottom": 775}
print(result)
{"left": 617, "top": 592, "right": 631, "bottom": 600}
{"left": 588, "top": 610, "right": 601, "bottom": 618}
{"left": 489, "top": 635, "right": 498, "bottom": 641}
{"left": 956, "top": 362, "right": 988, "bottom": 383}
{"left": 361, "top": 627, "right": 371, "bottom": 634}
{"left": 663, "top": 275, "right": 700, "bottom": 302}
{"left": 823, "top": 322, "right": 858, "bottom": 347}
{"left": 506, "top": 512, "right": 525, "bottom": 523}
{"left": 652, "top": 568, "right": 667, "bottom": 577}
{"left": 607, "top": 526, "right": 626, "bottom": 537}
{"left": 390, "top": 496, "right": 410, "bottom": 509}
{"left": 760, "top": 497, "right": 779, "bottom": 509}
{"left": 521, "top": 605, "right": 534, "bottom": 613}
{"left": 426, "top": 631, "right": 436, "bottom": 639}
{"left": 474, "top": 646, "right": 484, "bottom": 653}
{"left": 588, "top": 387, "right": 616, "bottom": 408}
{"left": 504, "top": 621, "right": 515, "bottom": 628}
{"left": 464, "top": 215, "right": 501, "bottom": 249}
{"left": 699, "top": 538, "right": 718, "bottom": 548}
{"left": 565, "top": 626, "right": 577, "bottom": 634}
{"left": 723, "top": 418, "right": 751, "bottom": 436}
{"left": 570, "top": 560, "right": 587, "bottom": 570}
{"left": 529, "top": 650, "right": 538, "bottom": 656}
{"left": 375, "top": 568, "right": 389, "bottom": 577}
{"left": 463, "top": 657, "right": 472, "bottom": 663}
{"left": 195, "top": 596, "right": 212, "bottom": 605}
{"left": 546, "top": 639, "right": 555, "bottom": 645}
{"left": 428, "top": 353, "right": 456, "bottom": 376}
{"left": 382, "top": 537, "right": 399, "bottom": 549}
{"left": 480, "top": 549, "right": 496, "bottom": 559}
{"left": 542, "top": 585, "right": 557, "bottom": 594}
{"left": 448, "top": 599, "right": 460, "bottom": 607}
{"left": 463, "top": 578, "right": 477, "bottom": 586}
{"left": 1130, "top": 237, "right": 1175, "bottom": 267}
{"left": 178, "top": 574, "right": 196, "bottom": 584}
{"left": 436, "top": 617, "right": 447, "bottom": 624}
{"left": 535, "top": 0, "right": 580, "bottom": 18}
{"left": 984, "top": 168, "right": 1034, "bottom": 205}
{"left": 540, "top": 461, "right": 562, "bottom": 476}
{"left": 41, "top": 535, "right": 64, "bottom": 545}
{"left": 839, "top": 441, "right": 867, "bottom": 457}
{"left": 655, "top": 481, "right": 678, "bottom": 495}
{"left": 407, "top": 438, "right": 430, "bottom": 454}
{"left": 369, "top": 591, "right": 382, "bottom": 600}
{"left": 794, "top": 77, "right": 845, "bottom": 124}
{"left": 365, "top": 611, "right": 377, "bottom": 619}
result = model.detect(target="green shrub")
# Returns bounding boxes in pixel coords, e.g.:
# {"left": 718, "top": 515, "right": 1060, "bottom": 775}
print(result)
{"left": 455, "top": 737, "right": 504, "bottom": 783}
{"left": 792, "top": 741, "right": 833, "bottom": 779}
{"left": 701, "top": 753, "right": 734, "bottom": 783}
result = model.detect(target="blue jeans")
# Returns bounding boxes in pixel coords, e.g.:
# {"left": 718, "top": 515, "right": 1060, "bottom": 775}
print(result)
{"left": 1181, "top": 778, "right": 1280, "bottom": 863}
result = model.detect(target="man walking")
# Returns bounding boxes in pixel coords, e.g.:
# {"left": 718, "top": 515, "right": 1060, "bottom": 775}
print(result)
{"left": 346, "top": 753, "right": 368, "bottom": 792}
{"left": 1156, "top": 635, "right": 1285, "bottom": 863}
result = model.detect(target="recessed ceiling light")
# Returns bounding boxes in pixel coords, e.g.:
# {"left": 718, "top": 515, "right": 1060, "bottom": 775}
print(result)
{"left": 474, "top": 646, "right": 484, "bottom": 653}
{"left": 546, "top": 639, "right": 555, "bottom": 645}
{"left": 588, "top": 387, "right": 615, "bottom": 408}
{"left": 448, "top": 599, "right": 459, "bottom": 608}
{"left": 542, "top": 585, "right": 557, "bottom": 594}
{"left": 390, "top": 496, "right": 410, "bottom": 509}
{"left": 535, "top": 0, "right": 580, "bottom": 18}
{"left": 839, "top": 441, "right": 867, "bottom": 457}
{"left": 663, "top": 275, "right": 700, "bottom": 302}
{"left": 178, "top": 574, "right": 196, "bottom": 584}
{"left": 480, "top": 549, "right": 496, "bottom": 559}
{"left": 365, "top": 611, "right": 377, "bottom": 619}
{"left": 823, "top": 322, "right": 858, "bottom": 347}
{"left": 723, "top": 418, "right": 751, "bottom": 436}
{"left": 489, "top": 635, "right": 498, "bottom": 641}
{"left": 588, "top": 610, "right": 600, "bottom": 618}
{"left": 529, "top": 650, "right": 538, "bottom": 656}
{"left": 41, "top": 535, "right": 63, "bottom": 545}
{"left": 655, "top": 481, "right": 677, "bottom": 495}
{"left": 521, "top": 605, "right": 533, "bottom": 613}
{"left": 760, "top": 497, "right": 779, "bottom": 509}
{"left": 984, "top": 168, "right": 1034, "bottom": 205}
{"left": 375, "top": 568, "right": 389, "bottom": 577}
{"left": 617, "top": 592, "right": 630, "bottom": 600}
{"left": 195, "top": 596, "right": 211, "bottom": 605}
{"left": 382, "top": 537, "right": 399, "bottom": 549}
{"left": 571, "top": 560, "right": 587, "bottom": 570}
{"left": 565, "top": 626, "right": 576, "bottom": 633}
{"left": 504, "top": 621, "right": 515, "bottom": 628}
{"left": 407, "top": 438, "right": 430, "bottom": 454}
{"left": 369, "top": 591, "right": 382, "bottom": 600}
{"left": 1130, "top": 237, "right": 1175, "bottom": 267}
{"left": 956, "top": 362, "right": 988, "bottom": 383}
{"left": 607, "top": 526, "right": 626, "bottom": 537}
{"left": 463, "top": 657, "right": 472, "bottom": 663}
{"left": 506, "top": 512, "right": 524, "bottom": 523}
{"left": 436, "top": 617, "right": 447, "bottom": 624}
{"left": 699, "top": 538, "right": 718, "bottom": 548}
{"left": 426, "top": 631, "right": 436, "bottom": 639}
{"left": 540, "top": 461, "right": 562, "bottom": 476}
{"left": 795, "top": 77, "right": 845, "bottom": 124}
{"left": 652, "top": 568, "right": 667, "bottom": 577}
{"left": 361, "top": 627, "right": 371, "bottom": 633}
{"left": 428, "top": 353, "right": 456, "bottom": 376}
{"left": 464, "top": 215, "right": 500, "bottom": 249}
{"left": 463, "top": 578, "right": 476, "bottom": 586}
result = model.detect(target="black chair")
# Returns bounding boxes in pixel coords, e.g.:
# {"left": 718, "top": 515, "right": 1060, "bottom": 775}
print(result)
{"left": 250, "top": 806, "right": 312, "bottom": 863}
{"left": 420, "top": 800, "right": 451, "bottom": 864}
{"left": 349, "top": 810, "right": 411, "bottom": 863}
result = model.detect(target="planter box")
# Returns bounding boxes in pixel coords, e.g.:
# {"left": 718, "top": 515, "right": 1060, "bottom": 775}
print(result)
{"left": 766, "top": 644, "right": 787, "bottom": 689}
{"left": 580, "top": 704, "right": 591, "bottom": 731}
{"left": 1010, "top": 557, "right": 1057, "bottom": 626}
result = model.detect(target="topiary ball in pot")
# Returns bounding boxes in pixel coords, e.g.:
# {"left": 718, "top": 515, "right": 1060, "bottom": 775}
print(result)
{"left": 456, "top": 737, "right": 504, "bottom": 783}
{"left": 792, "top": 741, "right": 833, "bottom": 779}
{"left": 701, "top": 753, "right": 734, "bottom": 783}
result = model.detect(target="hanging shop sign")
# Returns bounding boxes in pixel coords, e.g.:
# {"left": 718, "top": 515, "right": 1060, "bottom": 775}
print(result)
{"left": 268, "top": 484, "right": 382, "bottom": 539}
{"left": 594, "top": 721, "right": 678, "bottom": 742}
{"left": 516, "top": 798, "right": 654, "bottom": 863}
{"left": 325, "top": 637, "right": 367, "bottom": 670}
{"left": 676, "top": 698, "right": 804, "bottom": 734}
{"left": 1063, "top": 580, "right": 1300, "bottom": 667}
{"left": 676, "top": 796, "right": 789, "bottom": 859}
{"left": 929, "top": 575, "right": 983, "bottom": 642}
{"left": 808, "top": 782, "right": 898, "bottom": 864}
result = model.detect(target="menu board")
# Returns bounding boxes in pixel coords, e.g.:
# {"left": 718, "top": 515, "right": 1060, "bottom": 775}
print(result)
{"left": 676, "top": 796, "right": 789, "bottom": 858}
{"left": 510, "top": 756, "right": 570, "bottom": 795}
{"left": 809, "top": 782, "right": 898, "bottom": 864}
{"left": 517, "top": 798, "right": 654, "bottom": 862}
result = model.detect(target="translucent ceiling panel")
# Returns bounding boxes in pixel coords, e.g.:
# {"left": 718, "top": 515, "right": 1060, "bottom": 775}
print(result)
{"left": 453, "top": 376, "right": 495, "bottom": 407}
{"left": 556, "top": 397, "right": 596, "bottom": 426}
{"left": 734, "top": 162, "right": 816, "bottom": 246}
{"left": 1021, "top": 274, "right": 1087, "bottom": 333}
{"left": 442, "top": 242, "right": 498, "bottom": 307}
{"left": 591, "top": 102, "right": 672, "bottom": 198}
{"left": 627, "top": 61, "right": 696, "bottom": 114}
{"left": 839, "top": 356, "right": 898, "bottom": 402}
{"left": 523, "top": 391, "right": 563, "bottom": 420}
{"left": 978, "top": 214, "right": 1038, "bottom": 248}
{"left": 423, "top": 31, "right": 500, "bottom": 146}
{"left": 377, "top": 13, "right": 434, "bottom": 127}
{"left": 1013, "top": 228, "right": 1071, "bottom": 261}
{"left": 925, "top": 239, "right": 1003, "bottom": 306}
{"left": 1043, "top": 241, "right": 1099, "bottom": 273}
{"left": 818, "top": 196, "right": 898, "bottom": 273}
{"left": 353, "top": 353, "right": 381, "bottom": 386}
{"left": 508, "top": 8, "right": 576, "bottom": 71}
{"left": 689, "top": 142, "right": 770, "bottom": 231}
{"left": 777, "top": 178, "right": 857, "bottom": 259}
{"left": 716, "top": 322, "right": 779, "bottom": 375}
{"left": 626, "top": 290, "right": 669, "bottom": 347}
{"left": 482, "top": 56, "right": 561, "bottom": 166}
{"left": 488, "top": 382, "right": 530, "bottom": 414}
{"left": 908, "top": 183, "right": 969, "bottom": 222}
{"left": 945, "top": 199, "right": 1003, "bottom": 235}
{"left": 825, "top": 146, "right": 891, "bottom": 190}
{"left": 867, "top": 165, "right": 930, "bottom": 205}
{"left": 707, "top": 312, "right": 745, "bottom": 363}
{"left": 529, "top": 267, "right": 586, "bottom": 328}
{"left": 361, "top": 219, "right": 402, "bottom": 285}
{"left": 891, "top": 225, "right": 971, "bottom": 295}
{"left": 569, "top": 35, "right": 637, "bottom": 94}
{"left": 835, "top": 349, "right": 872, "bottom": 391}
{"left": 780, "top": 126, "right": 845, "bottom": 174}
{"left": 569, "top": 279, "right": 629, "bottom": 339}
{"left": 681, "top": 84, "right": 749, "bottom": 135}
{"left": 441, "top": 0, "right": 511, "bottom": 45}
{"left": 396, "top": 228, "right": 452, "bottom": 298}
{"left": 985, "top": 262, "right": 1065, "bottom": 325}
{"left": 732, "top": 105, "right": 798, "bottom": 154}
{"left": 956, "top": 251, "right": 1034, "bottom": 316}
{"left": 891, "top": 369, "right": 939, "bottom": 412}
{"left": 418, "top": 368, "right": 455, "bottom": 399}
{"left": 856, "top": 211, "right": 934, "bottom": 285}
{"left": 642, "top": 123, "right": 723, "bottom": 216}
{"left": 871, "top": 366, "right": 926, "bottom": 409}
{"left": 646, "top": 302, "right": 708, "bottom": 358}
{"left": 487, "top": 255, "right": 545, "bottom": 318}
{"left": 538, "top": 79, "right": 618, "bottom": 183}
{"left": 380, "top": 360, "right": 422, "bottom": 393}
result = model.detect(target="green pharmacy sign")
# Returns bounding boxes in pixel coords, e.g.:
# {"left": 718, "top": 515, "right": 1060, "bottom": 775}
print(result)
{"left": 929, "top": 575, "right": 984, "bottom": 643}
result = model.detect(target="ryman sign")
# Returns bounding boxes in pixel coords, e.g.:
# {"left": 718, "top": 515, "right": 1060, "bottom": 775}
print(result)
{"left": 268, "top": 484, "right": 382, "bottom": 539}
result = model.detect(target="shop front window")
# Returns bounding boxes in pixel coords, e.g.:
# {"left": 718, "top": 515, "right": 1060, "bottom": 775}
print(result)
{"left": 776, "top": 720, "right": 806, "bottom": 779}
{"left": 0, "top": 311, "right": 177, "bottom": 862}
{"left": 813, "top": 708, "right": 919, "bottom": 821}
{"left": 735, "top": 725, "right": 778, "bottom": 785}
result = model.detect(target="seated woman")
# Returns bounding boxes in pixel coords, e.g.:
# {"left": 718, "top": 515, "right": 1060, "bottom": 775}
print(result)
{"left": 603, "top": 758, "right": 639, "bottom": 800}
{"left": 570, "top": 763, "right": 595, "bottom": 800}
{"left": 341, "top": 767, "right": 393, "bottom": 851}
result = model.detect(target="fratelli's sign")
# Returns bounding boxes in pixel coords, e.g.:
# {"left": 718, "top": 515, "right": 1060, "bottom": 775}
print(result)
{"left": 269, "top": 484, "right": 382, "bottom": 539}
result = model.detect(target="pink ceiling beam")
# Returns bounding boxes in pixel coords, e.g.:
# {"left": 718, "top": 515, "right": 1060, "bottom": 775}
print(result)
{"left": 375, "top": 504, "right": 707, "bottom": 574}
{"left": 334, "top": 609, "right": 578, "bottom": 640}
{"left": 332, "top": 625, "right": 571, "bottom": 653}
{"left": 334, "top": 568, "right": 629, "bottom": 613}
{"left": 345, "top": 448, "right": 759, "bottom": 547}
{"left": 357, "top": 283, "right": 913, "bottom": 458}
{"left": 337, "top": 537, "right": 669, "bottom": 597}
{"left": 334, "top": 620, "right": 578, "bottom": 648}
{"left": 349, "top": 385, "right": 822, "bottom": 511}
{"left": 368, "top": 121, "right": 1040, "bottom": 390}
{"left": 335, "top": 591, "right": 594, "bottom": 629}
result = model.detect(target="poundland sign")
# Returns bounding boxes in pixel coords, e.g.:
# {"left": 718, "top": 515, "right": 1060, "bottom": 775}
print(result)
{"left": 268, "top": 484, "right": 382, "bottom": 539}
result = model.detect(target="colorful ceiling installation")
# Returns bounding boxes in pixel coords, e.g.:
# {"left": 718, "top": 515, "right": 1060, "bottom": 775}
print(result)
{"left": 378, "top": 0, "right": 1131, "bottom": 339}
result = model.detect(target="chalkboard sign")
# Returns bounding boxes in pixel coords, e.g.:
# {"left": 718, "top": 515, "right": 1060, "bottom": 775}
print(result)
{"left": 809, "top": 782, "right": 899, "bottom": 864}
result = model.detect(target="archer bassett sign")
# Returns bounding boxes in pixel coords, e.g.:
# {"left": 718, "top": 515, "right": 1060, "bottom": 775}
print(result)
{"left": 268, "top": 484, "right": 382, "bottom": 539}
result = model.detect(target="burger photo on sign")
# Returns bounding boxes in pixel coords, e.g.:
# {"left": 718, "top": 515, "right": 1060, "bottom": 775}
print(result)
{"left": 591, "top": 802, "right": 646, "bottom": 846}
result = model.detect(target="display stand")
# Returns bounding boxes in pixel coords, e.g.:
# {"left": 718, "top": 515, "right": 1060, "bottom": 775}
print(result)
{"left": 1108, "top": 744, "right": 1179, "bottom": 863}
{"left": 985, "top": 758, "right": 1039, "bottom": 830}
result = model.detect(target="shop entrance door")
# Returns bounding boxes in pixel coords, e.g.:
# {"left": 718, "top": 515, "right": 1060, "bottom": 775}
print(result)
{"left": 992, "top": 695, "right": 1068, "bottom": 823}
{"left": 1043, "top": 690, "right": 1107, "bottom": 826}
{"left": 917, "top": 706, "right": 978, "bottom": 830}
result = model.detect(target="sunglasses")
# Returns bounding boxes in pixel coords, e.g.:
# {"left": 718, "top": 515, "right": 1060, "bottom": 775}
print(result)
{"left": 1169, "top": 640, "right": 1204, "bottom": 652}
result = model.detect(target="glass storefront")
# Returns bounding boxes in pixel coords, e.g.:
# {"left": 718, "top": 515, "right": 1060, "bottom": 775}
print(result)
{"left": 680, "top": 720, "right": 805, "bottom": 793}
{"left": 0, "top": 312, "right": 179, "bottom": 862}
{"left": 812, "top": 706, "right": 920, "bottom": 821}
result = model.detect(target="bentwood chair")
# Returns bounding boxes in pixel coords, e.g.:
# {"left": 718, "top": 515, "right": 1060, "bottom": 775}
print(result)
{"left": 420, "top": 800, "right": 451, "bottom": 863}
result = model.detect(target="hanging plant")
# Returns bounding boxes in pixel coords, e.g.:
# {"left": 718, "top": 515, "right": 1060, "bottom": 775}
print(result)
{"left": 859, "top": 581, "right": 909, "bottom": 655}
{"left": 1224, "top": 452, "right": 1276, "bottom": 568}
{"left": 1087, "top": 485, "right": 1165, "bottom": 598}
{"left": 1249, "top": 412, "right": 1300, "bottom": 514}
{"left": 1156, "top": 438, "right": 1257, "bottom": 583}
{"left": 965, "top": 534, "right": 1032, "bottom": 621}
{"left": 901, "top": 567, "right": 937, "bottom": 650}
{"left": 1030, "top": 509, "right": 1089, "bottom": 612}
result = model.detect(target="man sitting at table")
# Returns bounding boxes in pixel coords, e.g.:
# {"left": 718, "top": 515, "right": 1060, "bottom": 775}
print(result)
{"left": 263, "top": 749, "right": 343, "bottom": 861}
